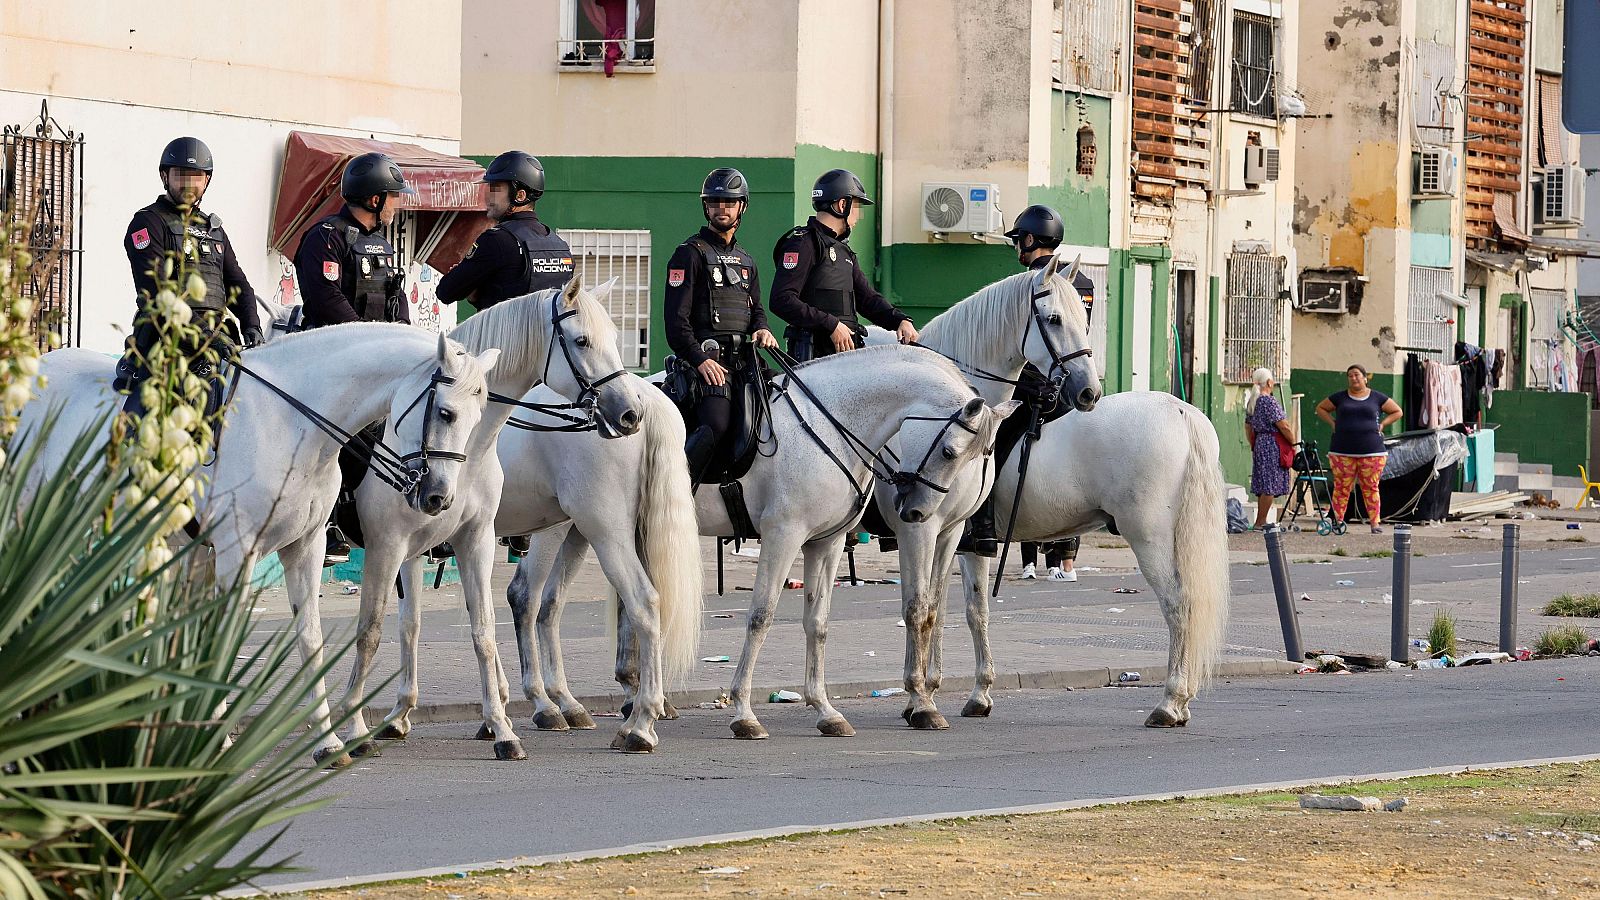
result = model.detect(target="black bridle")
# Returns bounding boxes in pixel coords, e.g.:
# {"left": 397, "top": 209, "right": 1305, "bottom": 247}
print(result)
{"left": 389, "top": 368, "right": 471, "bottom": 471}
{"left": 488, "top": 294, "right": 630, "bottom": 433}
{"left": 1021, "top": 279, "right": 1094, "bottom": 390}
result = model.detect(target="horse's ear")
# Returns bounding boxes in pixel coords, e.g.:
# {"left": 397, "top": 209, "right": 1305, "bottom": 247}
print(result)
{"left": 991, "top": 399, "right": 1022, "bottom": 421}
{"left": 962, "top": 396, "right": 987, "bottom": 419}
{"left": 476, "top": 348, "right": 501, "bottom": 375}
{"left": 593, "top": 275, "right": 619, "bottom": 301}
{"left": 1043, "top": 253, "right": 1062, "bottom": 280}
{"left": 561, "top": 272, "right": 584, "bottom": 309}
{"left": 436, "top": 331, "right": 447, "bottom": 362}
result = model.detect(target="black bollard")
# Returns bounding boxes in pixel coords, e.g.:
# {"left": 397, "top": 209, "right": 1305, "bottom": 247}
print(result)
{"left": 1264, "top": 524, "right": 1304, "bottom": 663}
{"left": 1391, "top": 525, "right": 1412, "bottom": 664}
{"left": 1500, "top": 523, "right": 1520, "bottom": 653}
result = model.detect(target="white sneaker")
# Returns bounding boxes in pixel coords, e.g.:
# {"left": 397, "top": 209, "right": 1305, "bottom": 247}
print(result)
{"left": 1020, "top": 563, "right": 1037, "bottom": 580}
{"left": 1049, "top": 567, "right": 1077, "bottom": 582}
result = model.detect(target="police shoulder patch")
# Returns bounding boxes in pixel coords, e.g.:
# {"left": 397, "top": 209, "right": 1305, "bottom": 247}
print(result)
{"left": 668, "top": 268, "right": 686, "bottom": 287}
{"left": 323, "top": 261, "right": 340, "bottom": 281}
{"left": 130, "top": 228, "right": 151, "bottom": 250}
{"left": 782, "top": 252, "right": 800, "bottom": 270}
{"left": 464, "top": 242, "right": 478, "bottom": 260}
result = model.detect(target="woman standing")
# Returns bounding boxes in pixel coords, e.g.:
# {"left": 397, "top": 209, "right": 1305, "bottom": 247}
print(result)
{"left": 1315, "top": 364, "right": 1404, "bottom": 533}
{"left": 1243, "top": 367, "right": 1294, "bottom": 529}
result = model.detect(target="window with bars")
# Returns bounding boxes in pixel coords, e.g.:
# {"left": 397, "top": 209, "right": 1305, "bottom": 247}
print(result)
{"left": 1078, "top": 262, "right": 1109, "bottom": 381}
{"left": 1406, "top": 265, "right": 1455, "bottom": 359}
{"left": 1222, "top": 249, "right": 1285, "bottom": 383}
{"left": 559, "top": 0, "right": 655, "bottom": 70}
{"left": 2, "top": 104, "right": 84, "bottom": 350}
{"left": 562, "top": 229, "right": 651, "bottom": 369}
{"left": 1231, "top": 13, "right": 1277, "bottom": 118}
{"left": 1052, "top": 0, "right": 1125, "bottom": 94}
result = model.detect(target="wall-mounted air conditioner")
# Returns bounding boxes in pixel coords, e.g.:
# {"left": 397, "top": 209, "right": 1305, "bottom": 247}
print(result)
{"left": 1299, "top": 277, "right": 1350, "bottom": 314}
{"left": 1243, "top": 146, "right": 1280, "bottom": 184}
{"left": 919, "top": 182, "right": 1004, "bottom": 234}
{"left": 1538, "top": 164, "right": 1587, "bottom": 226}
{"left": 1413, "top": 147, "right": 1458, "bottom": 196}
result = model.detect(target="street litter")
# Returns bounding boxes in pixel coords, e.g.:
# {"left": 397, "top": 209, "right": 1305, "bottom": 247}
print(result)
{"left": 1568, "top": 523, "right": 1583, "bottom": 531}
{"left": 1299, "top": 794, "right": 1382, "bottom": 812}
{"left": 1117, "top": 671, "right": 1141, "bottom": 683}
{"left": 1457, "top": 651, "right": 1511, "bottom": 665}
{"left": 697, "top": 866, "right": 747, "bottom": 875}
{"left": 697, "top": 699, "right": 728, "bottom": 710}
{"left": 1410, "top": 638, "right": 1431, "bottom": 651}
{"left": 865, "top": 650, "right": 876, "bottom": 657}
{"left": 1414, "top": 657, "right": 1450, "bottom": 668}
{"left": 1294, "top": 664, "right": 1317, "bottom": 674}
{"left": 1336, "top": 579, "right": 1355, "bottom": 586}
{"left": 870, "top": 687, "right": 905, "bottom": 697}
{"left": 784, "top": 579, "right": 804, "bottom": 589}
{"left": 1515, "top": 647, "right": 1533, "bottom": 661}
{"left": 733, "top": 547, "right": 761, "bottom": 558}
{"left": 768, "top": 690, "right": 802, "bottom": 703}
{"left": 1106, "top": 607, "right": 1126, "bottom": 613}
{"left": 896, "top": 619, "right": 906, "bottom": 627}
{"left": 701, "top": 655, "right": 731, "bottom": 663}
{"left": 711, "top": 613, "right": 735, "bottom": 619}
{"left": 1316, "top": 655, "right": 1349, "bottom": 673}
{"left": 1384, "top": 660, "right": 1405, "bottom": 670}
{"left": 1078, "top": 566, "right": 1101, "bottom": 572}
{"left": 1112, "top": 587, "right": 1140, "bottom": 594}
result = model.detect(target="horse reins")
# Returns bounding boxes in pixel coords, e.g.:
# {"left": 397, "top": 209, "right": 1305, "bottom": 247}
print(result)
{"left": 490, "top": 294, "right": 627, "bottom": 433}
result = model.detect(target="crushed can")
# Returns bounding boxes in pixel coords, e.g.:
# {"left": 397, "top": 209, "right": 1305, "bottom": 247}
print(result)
{"left": 1117, "top": 671, "right": 1141, "bottom": 683}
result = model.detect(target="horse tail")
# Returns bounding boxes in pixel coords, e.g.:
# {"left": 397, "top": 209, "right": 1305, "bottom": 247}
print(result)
{"left": 1172, "top": 403, "right": 1230, "bottom": 690}
{"left": 635, "top": 390, "right": 703, "bottom": 688}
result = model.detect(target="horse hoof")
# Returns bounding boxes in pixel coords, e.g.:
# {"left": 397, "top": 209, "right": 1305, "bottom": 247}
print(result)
{"left": 960, "top": 699, "right": 993, "bottom": 718}
{"left": 563, "top": 709, "right": 597, "bottom": 730}
{"left": 533, "top": 709, "right": 570, "bottom": 731}
{"left": 313, "top": 747, "right": 353, "bottom": 769}
{"left": 493, "top": 739, "right": 527, "bottom": 761}
{"left": 349, "top": 740, "right": 382, "bottom": 759}
{"left": 817, "top": 717, "right": 855, "bottom": 737}
{"left": 1144, "top": 708, "right": 1186, "bottom": 728}
{"left": 614, "top": 732, "right": 657, "bottom": 754}
{"left": 730, "top": 719, "right": 769, "bottom": 740}
{"left": 662, "top": 700, "right": 680, "bottom": 720}
{"left": 908, "top": 710, "right": 950, "bottom": 731}
{"left": 375, "top": 723, "right": 408, "bottom": 740}
{"left": 900, "top": 706, "right": 914, "bottom": 724}
{"left": 473, "top": 722, "right": 495, "bottom": 741}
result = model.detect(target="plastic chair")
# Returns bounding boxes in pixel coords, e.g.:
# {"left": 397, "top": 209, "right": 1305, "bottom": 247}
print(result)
{"left": 1579, "top": 466, "right": 1600, "bottom": 510}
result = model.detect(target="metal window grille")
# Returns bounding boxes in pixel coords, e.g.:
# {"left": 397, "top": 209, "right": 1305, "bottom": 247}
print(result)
{"left": 559, "top": 0, "right": 655, "bottom": 68}
{"left": 1231, "top": 13, "right": 1277, "bottom": 118}
{"left": 1054, "top": 0, "right": 1125, "bottom": 94}
{"left": 2, "top": 101, "right": 84, "bottom": 350}
{"left": 562, "top": 229, "right": 651, "bottom": 369}
{"left": 1406, "top": 265, "right": 1455, "bottom": 360}
{"left": 1222, "top": 249, "right": 1285, "bottom": 383}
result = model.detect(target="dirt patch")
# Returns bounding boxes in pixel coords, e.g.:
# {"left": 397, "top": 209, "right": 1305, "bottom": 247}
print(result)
{"left": 301, "top": 762, "right": 1600, "bottom": 899}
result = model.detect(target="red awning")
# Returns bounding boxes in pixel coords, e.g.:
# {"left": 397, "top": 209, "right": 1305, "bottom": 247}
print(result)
{"left": 269, "top": 131, "right": 491, "bottom": 271}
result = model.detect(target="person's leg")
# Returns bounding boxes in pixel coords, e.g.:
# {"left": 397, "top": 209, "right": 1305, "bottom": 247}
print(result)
{"left": 1019, "top": 542, "right": 1037, "bottom": 578}
{"left": 1058, "top": 537, "right": 1079, "bottom": 571}
{"left": 684, "top": 389, "right": 731, "bottom": 486}
{"left": 1254, "top": 493, "right": 1274, "bottom": 528}
{"left": 1328, "top": 454, "right": 1356, "bottom": 523}
{"left": 1047, "top": 539, "right": 1076, "bottom": 581}
{"left": 1359, "top": 456, "right": 1385, "bottom": 531}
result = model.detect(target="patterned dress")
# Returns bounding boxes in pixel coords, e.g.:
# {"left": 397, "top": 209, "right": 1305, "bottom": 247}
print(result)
{"left": 1247, "top": 394, "right": 1290, "bottom": 497}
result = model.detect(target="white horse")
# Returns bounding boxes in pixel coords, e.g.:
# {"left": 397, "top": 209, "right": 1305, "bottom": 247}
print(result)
{"left": 862, "top": 258, "right": 1101, "bottom": 729}
{"left": 503, "top": 344, "right": 1018, "bottom": 742}
{"left": 17, "top": 325, "right": 495, "bottom": 765}
{"left": 338, "top": 278, "right": 652, "bottom": 761}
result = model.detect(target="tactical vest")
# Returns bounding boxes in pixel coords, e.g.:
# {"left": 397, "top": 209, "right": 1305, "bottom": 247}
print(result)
{"left": 687, "top": 237, "right": 754, "bottom": 338}
{"left": 344, "top": 227, "right": 402, "bottom": 322}
{"left": 155, "top": 205, "right": 228, "bottom": 312}
{"left": 499, "top": 217, "right": 575, "bottom": 294}
{"left": 799, "top": 227, "right": 857, "bottom": 323}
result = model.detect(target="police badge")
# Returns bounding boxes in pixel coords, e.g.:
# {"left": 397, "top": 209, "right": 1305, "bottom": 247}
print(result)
{"left": 361, "top": 257, "right": 372, "bottom": 275}
{"left": 828, "top": 246, "right": 837, "bottom": 262}
{"left": 711, "top": 266, "right": 723, "bottom": 284}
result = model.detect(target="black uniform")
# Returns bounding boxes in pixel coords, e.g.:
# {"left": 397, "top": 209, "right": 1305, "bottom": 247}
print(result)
{"left": 436, "top": 211, "right": 574, "bottom": 309}
{"left": 118, "top": 195, "right": 261, "bottom": 413}
{"left": 292, "top": 207, "right": 407, "bottom": 328}
{"left": 768, "top": 217, "right": 910, "bottom": 360}
{"left": 666, "top": 227, "right": 766, "bottom": 483}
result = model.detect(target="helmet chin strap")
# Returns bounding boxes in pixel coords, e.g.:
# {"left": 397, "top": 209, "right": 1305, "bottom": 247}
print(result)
{"left": 704, "top": 199, "right": 745, "bottom": 232}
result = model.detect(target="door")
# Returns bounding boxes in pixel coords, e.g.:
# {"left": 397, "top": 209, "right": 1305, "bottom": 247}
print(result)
{"left": 1132, "top": 263, "right": 1154, "bottom": 392}
{"left": 1172, "top": 268, "right": 1196, "bottom": 400}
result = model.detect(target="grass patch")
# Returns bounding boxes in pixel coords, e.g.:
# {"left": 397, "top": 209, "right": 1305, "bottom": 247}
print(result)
{"left": 1543, "top": 594, "right": 1600, "bottom": 618}
{"left": 1330, "top": 547, "right": 1349, "bottom": 557}
{"left": 1534, "top": 625, "right": 1591, "bottom": 657}
{"left": 1428, "top": 609, "right": 1459, "bottom": 659}
{"left": 1512, "top": 812, "right": 1600, "bottom": 832}
{"left": 1360, "top": 549, "right": 1393, "bottom": 559}
{"left": 1558, "top": 535, "right": 1589, "bottom": 543}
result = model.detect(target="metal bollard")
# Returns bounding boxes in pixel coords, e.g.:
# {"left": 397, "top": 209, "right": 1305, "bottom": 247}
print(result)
{"left": 1500, "top": 523, "right": 1520, "bottom": 653}
{"left": 1391, "top": 525, "right": 1412, "bottom": 664}
{"left": 1264, "top": 524, "right": 1304, "bottom": 663}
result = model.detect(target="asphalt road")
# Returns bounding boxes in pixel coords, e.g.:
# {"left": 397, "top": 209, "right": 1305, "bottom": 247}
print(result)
{"left": 257, "top": 655, "right": 1600, "bottom": 889}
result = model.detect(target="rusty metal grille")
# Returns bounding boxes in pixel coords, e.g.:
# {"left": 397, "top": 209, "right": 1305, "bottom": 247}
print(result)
{"left": 1230, "top": 12, "right": 1277, "bottom": 117}
{"left": 1054, "top": 0, "right": 1126, "bottom": 94}
{"left": 1406, "top": 265, "right": 1456, "bottom": 359}
{"left": 1464, "top": 0, "right": 1525, "bottom": 249}
{"left": 2, "top": 102, "right": 84, "bottom": 351}
{"left": 1222, "top": 249, "right": 1285, "bottom": 383}
{"left": 1131, "top": 0, "right": 1213, "bottom": 202}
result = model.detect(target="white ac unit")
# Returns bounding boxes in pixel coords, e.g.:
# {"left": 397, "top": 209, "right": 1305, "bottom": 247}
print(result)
{"left": 1299, "top": 277, "right": 1349, "bottom": 314}
{"left": 1540, "top": 164, "right": 1587, "bottom": 226}
{"left": 1413, "top": 147, "right": 1458, "bottom": 196}
{"left": 919, "top": 182, "right": 1003, "bottom": 234}
{"left": 1243, "top": 146, "right": 1280, "bottom": 184}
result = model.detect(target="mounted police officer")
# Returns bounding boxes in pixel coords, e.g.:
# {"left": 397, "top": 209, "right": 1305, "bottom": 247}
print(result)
{"left": 114, "top": 136, "right": 263, "bottom": 417}
{"left": 437, "top": 150, "right": 574, "bottom": 310}
{"left": 963, "top": 204, "right": 1099, "bottom": 557}
{"left": 664, "top": 167, "right": 778, "bottom": 486}
{"left": 769, "top": 168, "right": 917, "bottom": 360}
{"left": 293, "top": 151, "right": 413, "bottom": 328}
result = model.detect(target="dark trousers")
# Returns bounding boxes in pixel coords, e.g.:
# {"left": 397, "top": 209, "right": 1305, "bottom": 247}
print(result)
{"left": 1021, "top": 537, "right": 1079, "bottom": 569}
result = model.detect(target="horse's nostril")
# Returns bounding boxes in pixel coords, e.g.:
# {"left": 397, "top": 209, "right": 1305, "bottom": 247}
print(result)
{"left": 619, "top": 409, "right": 640, "bottom": 428}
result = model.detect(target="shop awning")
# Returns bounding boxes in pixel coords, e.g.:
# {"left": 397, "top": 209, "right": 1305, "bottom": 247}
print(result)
{"left": 269, "top": 131, "right": 491, "bottom": 271}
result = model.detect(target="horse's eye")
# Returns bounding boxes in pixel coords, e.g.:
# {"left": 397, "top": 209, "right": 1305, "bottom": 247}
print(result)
{"left": 941, "top": 446, "right": 956, "bottom": 461}
{"left": 575, "top": 335, "right": 590, "bottom": 348}
{"left": 439, "top": 409, "right": 455, "bottom": 423}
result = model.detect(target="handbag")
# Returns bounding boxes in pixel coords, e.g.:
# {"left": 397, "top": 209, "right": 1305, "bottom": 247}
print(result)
{"left": 1274, "top": 431, "right": 1295, "bottom": 469}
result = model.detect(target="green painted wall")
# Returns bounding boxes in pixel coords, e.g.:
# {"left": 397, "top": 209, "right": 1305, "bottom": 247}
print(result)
{"left": 1410, "top": 199, "right": 1454, "bottom": 267}
{"left": 794, "top": 144, "right": 880, "bottom": 286}
{"left": 1487, "top": 389, "right": 1592, "bottom": 476}
{"left": 1030, "top": 91, "right": 1112, "bottom": 247}
{"left": 878, "top": 243, "right": 1017, "bottom": 324}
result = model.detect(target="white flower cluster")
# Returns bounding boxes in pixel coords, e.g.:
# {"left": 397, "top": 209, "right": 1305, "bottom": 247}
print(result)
{"left": 0, "top": 223, "right": 59, "bottom": 467}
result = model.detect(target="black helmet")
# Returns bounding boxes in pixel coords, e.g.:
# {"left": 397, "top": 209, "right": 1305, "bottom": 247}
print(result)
{"left": 1004, "top": 204, "right": 1065, "bottom": 248}
{"left": 700, "top": 167, "right": 749, "bottom": 202}
{"left": 340, "top": 152, "right": 415, "bottom": 204}
{"left": 811, "top": 168, "right": 874, "bottom": 212}
{"left": 483, "top": 150, "right": 546, "bottom": 202}
{"left": 159, "top": 137, "right": 214, "bottom": 173}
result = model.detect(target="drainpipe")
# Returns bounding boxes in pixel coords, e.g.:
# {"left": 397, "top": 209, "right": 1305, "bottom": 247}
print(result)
{"left": 876, "top": 0, "right": 897, "bottom": 304}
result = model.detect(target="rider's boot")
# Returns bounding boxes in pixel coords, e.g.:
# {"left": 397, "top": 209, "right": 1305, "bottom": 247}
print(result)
{"left": 684, "top": 424, "right": 717, "bottom": 490}
{"left": 957, "top": 493, "right": 1000, "bottom": 558}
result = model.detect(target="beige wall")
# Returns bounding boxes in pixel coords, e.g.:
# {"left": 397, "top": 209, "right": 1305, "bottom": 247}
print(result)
{"left": 462, "top": 0, "right": 801, "bottom": 158}
{"left": 0, "top": 1, "right": 461, "bottom": 140}
{"left": 794, "top": 0, "right": 878, "bottom": 153}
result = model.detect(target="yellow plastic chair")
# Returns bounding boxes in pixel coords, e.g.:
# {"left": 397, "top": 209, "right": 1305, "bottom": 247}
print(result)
{"left": 1579, "top": 466, "right": 1600, "bottom": 510}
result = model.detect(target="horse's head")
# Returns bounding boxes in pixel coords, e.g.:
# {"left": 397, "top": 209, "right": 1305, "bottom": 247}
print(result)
{"left": 544, "top": 275, "right": 643, "bottom": 439}
{"left": 1026, "top": 255, "right": 1100, "bottom": 412}
{"left": 388, "top": 334, "right": 497, "bottom": 515}
{"left": 892, "top": 395, "right": 1021, "bottom": 525}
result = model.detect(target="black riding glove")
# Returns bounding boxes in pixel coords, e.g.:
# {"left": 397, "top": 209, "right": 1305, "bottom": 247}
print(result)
{"left": 242, "top": 325, "right": 265, "bottom": 348}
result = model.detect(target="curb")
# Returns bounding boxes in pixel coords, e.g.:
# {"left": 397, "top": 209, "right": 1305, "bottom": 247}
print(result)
{"left": 387, "top": 658, "right": 1302, "bottom": 725}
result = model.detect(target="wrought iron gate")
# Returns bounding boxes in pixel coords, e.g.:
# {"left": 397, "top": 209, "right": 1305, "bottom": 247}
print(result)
{"left": 2, "top": 100, "right": 84, "bottom": 350}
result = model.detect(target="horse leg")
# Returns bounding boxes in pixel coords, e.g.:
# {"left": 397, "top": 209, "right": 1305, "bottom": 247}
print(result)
{"left": 535, "top": 525, "right": 601, "bottom": 729}
{"left": 1129, "top": 527, "right": 1195, "bottom": 727}
{"left": 341, "top": 541, "right": 404, "bottom": 759}
{"left": 800, "top": 537, "right": 853, "bottom": 736}
{"left": 589, "top": 534, "right": 664, "bottom": 752}
{"left": 457, "top": 527, "right": 526, "bottom": 760}
{"left": 729, "top": 525, "right": 807, "bottom": 740}
{"left": 377, "top": 556, "right": 426, "bottom": 741}
{"left": 506, "top": 531, "right": 561, "bottom": 731}
{"left": 275, "top": 539, "right": 349, "bottom": 766}
{"left": 894, "top": 522, "right": 945, "bottom": 729}
{"left": 926, "top": 525, "right": 963, "bottom": 697}
{"left": 958, "top": 551, "right": 998, "bottom": 718}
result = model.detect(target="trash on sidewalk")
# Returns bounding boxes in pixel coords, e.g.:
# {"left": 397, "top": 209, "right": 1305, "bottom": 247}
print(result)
{"left": 1568, "top": 523, "right": 1583, "bottom": 531}
{"left": 1336, "top": 579, "right": 1355, "bottom": 586}
{"left": 784, "top": 579, "right": 804, "bottom": 590}
{"left": 1384, "top": 660, "right": 1405, "bottom": 670}
{"left": 1106, "top": 607, "right": 1126, "bottom": 613}
{"left": 701, "top": 655, "right": 731, "bottom": 663}
{"left": 865, "top": 650, "right": 876, "bottom": 657}
{"left": 1414, "top": 657, "right": 1450, "bottom": 668}
{"left": 1298, "top": 593, "right": 1315, "bottom": 603}
{"left": 896, "top": 619, "right": 906, "bottom": 627}
{"left": 768, "top": 690, "right": 802, "bottom": 703}
{"left": 1514, "top": 647, "right": 1533, "bottom": 661}
{"left": 869, "top": 687, "right": 905, "bottom": 697}
{"left": 733, "top": 547, "right": 761, "bottom": 558}
{"left": 1117, "top": 671, "right": 1141, "bottom": 683}
{"left": 1299, "top": 794, "right": 1383, "bottom": 812}
{"left": 1078, "top": 566, "right": 1101, "bottom": 572}
{"left": 711, "top": 613, "right": 735, "bottom": 619}
{"left": 1112, "top": 587, "right": 1141, "bottom": 594}
{"left": 1410, "top": 638, "right": 1431, "bottom": 651}
{"left": 1316, "top": 655, "right": 1349, "bottom": 673}
{"left": 1457, "top": 651, "right": 1512, "bottom": 666}
{"left": 1294, "top": 664, "right": 1317, "bottom": 674}
{"left": 697, "top": 697, "right": 729, "bottom": 710}
{"left": 337, "top": 581, "right": 358, "bottom": 595}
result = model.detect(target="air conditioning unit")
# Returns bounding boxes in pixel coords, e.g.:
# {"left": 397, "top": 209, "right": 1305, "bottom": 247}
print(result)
{"left": 1243, "top": 146, "right": 1280, "bottom": 184}
{"left": 919, "top": 182, "right": 1003, "bottom": 234}
{"left": 1413, "top": 147, "right": 1458, "bottom": 196}
{"left": 1539, "top": 164, "right": 1587, "bottom": 226}
{"left": 1298, "top": 277, "right": 1350, "bottom": 314}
